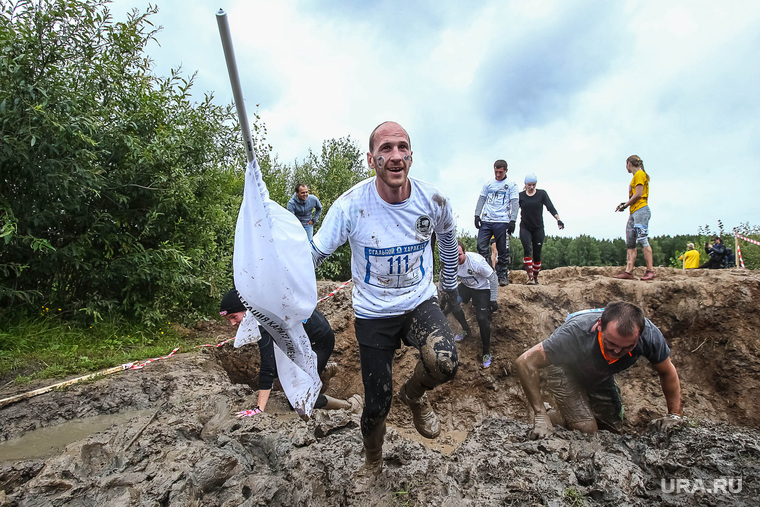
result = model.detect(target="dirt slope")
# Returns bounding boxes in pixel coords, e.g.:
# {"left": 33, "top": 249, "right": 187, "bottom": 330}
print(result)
{"left": 1, "top": 266, "right": 759, "bottom": 506}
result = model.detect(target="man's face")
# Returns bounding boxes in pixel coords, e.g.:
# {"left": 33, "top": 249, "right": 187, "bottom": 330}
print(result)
{"left": 224, "top": 311, "right": 245, "bottom": 328}
{"left": 599, "top": 319, "right": 640, "bottom": 360}
{"left": 457, "top": 245, "right": 466, "bottom": 265}
{"left": 368, "top": 122, "right": 412, "bottom": 191}
{"left": 297, "top": 186, "right": 309, "bottom": 200}
{"left": 494, "top": 166, "right": 506, "bottom": 181}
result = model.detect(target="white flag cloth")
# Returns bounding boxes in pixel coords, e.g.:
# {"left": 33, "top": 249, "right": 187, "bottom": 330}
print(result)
{"left": 233, "top": 312, "right": 261, "bottom": 348}
{"left": 233, "top": 157, "right": 321, "bottom": 418}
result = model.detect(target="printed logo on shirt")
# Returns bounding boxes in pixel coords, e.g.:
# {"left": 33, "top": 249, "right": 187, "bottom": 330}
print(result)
{"left": 468, "top": 269, "right": 474, "bottom": 275}
{"left": 415, "top": 215, "right": 433, "bottom": 236}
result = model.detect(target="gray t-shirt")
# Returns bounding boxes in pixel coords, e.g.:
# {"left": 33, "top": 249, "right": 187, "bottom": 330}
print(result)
{"left": 543, "top": 311, "right": 670, "bottom": 386}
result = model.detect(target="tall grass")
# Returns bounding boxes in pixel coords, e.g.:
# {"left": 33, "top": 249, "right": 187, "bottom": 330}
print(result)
{"left": 0, "top": 311, "right": 209, "bottom": 383}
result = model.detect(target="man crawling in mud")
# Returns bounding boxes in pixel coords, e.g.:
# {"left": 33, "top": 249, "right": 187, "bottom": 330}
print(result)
{"left": 515, "top": 302, "right": 683, "bottom": 438}
{"left": 311, "top": 121, "right": 460, "bottom": 475}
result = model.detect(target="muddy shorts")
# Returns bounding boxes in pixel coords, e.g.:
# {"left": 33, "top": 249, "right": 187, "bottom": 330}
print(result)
{"left": 544, "top": 365, "right": 624, "bottom": 432}
{"left": 354, "top": 298, "right": 458, "bottom": 436}
{"left": 625, "top": 206, "right": 650, "bottom": 249}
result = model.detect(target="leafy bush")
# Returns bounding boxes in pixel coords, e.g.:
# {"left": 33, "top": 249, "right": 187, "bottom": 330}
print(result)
{"left": 0, "top": 0, "right": 249, "bottom": 324}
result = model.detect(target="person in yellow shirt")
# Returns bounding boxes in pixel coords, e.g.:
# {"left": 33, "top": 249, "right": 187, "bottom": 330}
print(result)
{"left": 614, "top": 155, "right": 655, "bottom": 281}
{"left": 679, "top": 243, "right": 699, "bottom": 269}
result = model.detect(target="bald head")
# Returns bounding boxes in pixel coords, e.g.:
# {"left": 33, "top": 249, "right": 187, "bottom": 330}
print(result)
{"left": 369, "top": 121, "right": 410, "bottom": 152}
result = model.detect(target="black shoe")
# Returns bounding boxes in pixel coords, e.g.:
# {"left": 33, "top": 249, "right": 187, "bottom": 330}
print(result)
{"left": 499, "top": 277, "right": 508, "bottom": 286}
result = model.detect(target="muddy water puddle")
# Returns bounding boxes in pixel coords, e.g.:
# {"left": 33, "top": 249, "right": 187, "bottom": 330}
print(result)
{"left": 0, "top": 409, "right": 152, "bottom": 462}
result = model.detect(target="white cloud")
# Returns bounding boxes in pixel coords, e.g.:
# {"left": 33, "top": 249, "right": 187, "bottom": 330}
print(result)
{"left": 108, "top": 0, "right": 760, "bottom": 239}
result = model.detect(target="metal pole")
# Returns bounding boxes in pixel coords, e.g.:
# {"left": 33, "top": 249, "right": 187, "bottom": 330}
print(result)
{"left": 216, "top": 9, "right": 255, "bottom": 163}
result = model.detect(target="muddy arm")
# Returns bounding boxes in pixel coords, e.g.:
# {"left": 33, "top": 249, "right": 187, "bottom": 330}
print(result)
{"left": 652, "top": 357, "right": 683, "bottom": 416}
{"left": 257, "top": 389, "right": 271, "bottom": 411}
{"left": 516, "top": 343, "right": 555, "bottom": 438}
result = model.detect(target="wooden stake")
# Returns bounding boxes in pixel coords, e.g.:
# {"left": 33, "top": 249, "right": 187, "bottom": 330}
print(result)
{"left": 0, "top": 365, "right": 126, "bottom": 409}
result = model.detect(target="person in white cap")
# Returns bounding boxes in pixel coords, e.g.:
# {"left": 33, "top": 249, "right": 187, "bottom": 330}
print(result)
{"left": 518, "top": 173, "right": 564, "bottom": 285}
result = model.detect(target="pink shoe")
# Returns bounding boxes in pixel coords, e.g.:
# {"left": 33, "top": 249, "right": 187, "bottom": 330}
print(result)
{"left": 641, "top": 270, "right": 656, "bottom": 281}
{"left": 614, "top": 271, "right": 634, "bottom": 280}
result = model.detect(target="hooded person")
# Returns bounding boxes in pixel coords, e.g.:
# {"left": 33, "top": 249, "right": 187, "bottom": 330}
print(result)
{"left": 220, "top": 289, "right": 361, "bottom": 415}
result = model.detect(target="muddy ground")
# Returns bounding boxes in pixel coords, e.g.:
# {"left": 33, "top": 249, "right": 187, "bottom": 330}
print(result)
{"left": 1, "top": 266, "right": 759, "bottom": 506}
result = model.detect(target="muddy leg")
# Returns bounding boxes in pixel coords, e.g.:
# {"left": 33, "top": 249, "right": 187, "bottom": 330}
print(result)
{"left": 544, "top": 365, "right": 599, "bottom": 433}
{"left": 361, "top": 418, "right": 386, "bottom": 474}
{"left": 316, "top": 394, "right": 361, "bottom": 413}
{"left": 358, "top": 345, "right": 395, "bottom": 474}
{"left": 401, "top": 299, "right": 459, "bottom": 438}
{"left": 319, "top": 362, "right": 338, "bottom": 394}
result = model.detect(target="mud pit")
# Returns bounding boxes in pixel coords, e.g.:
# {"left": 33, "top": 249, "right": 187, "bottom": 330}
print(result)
{"left": 1, "top": 267, "right": 759, "bottom": 506}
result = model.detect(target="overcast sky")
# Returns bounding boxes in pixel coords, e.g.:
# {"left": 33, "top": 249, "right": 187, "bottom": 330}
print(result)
{"left": 110, "top": 0, "right": 760, "bottom": 240}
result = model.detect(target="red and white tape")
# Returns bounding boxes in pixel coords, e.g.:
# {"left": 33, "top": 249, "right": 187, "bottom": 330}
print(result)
{"left": 317, "top": 280, "right": 352, "bottom": 304}
{"left": 736, "top": 234, "right": 760, "bottom": 247}
{"left": 196, "top": 338, "right": 235, "bottom": 349}
{"left": 124, "top": 347, "right": 181, "bottom": 370}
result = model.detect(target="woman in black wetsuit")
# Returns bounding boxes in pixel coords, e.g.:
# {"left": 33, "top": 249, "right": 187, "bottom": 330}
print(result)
{"left": 518, "top": 173, "right": 564, "bottom": 285}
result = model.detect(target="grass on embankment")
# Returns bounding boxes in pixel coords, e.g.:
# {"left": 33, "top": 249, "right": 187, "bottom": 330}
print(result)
{"left": 0, "top": 312, "right": 214, "bottom": 384}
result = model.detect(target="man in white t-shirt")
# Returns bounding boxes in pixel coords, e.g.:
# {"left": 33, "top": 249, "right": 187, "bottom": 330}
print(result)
{"left": 474, "top": 160, "right": 519, "bottom": 286}
{"left": 445, "top": 241, "right": 499, "bottom": 369}
{"left": 312, "top": 121, "right": 460, "bottom": 475}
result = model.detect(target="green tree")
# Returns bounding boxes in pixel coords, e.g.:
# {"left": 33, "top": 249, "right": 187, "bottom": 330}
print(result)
{"left": 0, "top": 0, "right": 249, "bottom": 324}
{"left": 286, "top": 137, "right": 368, "bottom": 281}
{"left": 289, "top": 136, "right": 368, "bottom": 210}
{"left": 732, "top": 223, "right": 760, "bottom": 269}
{"left": 599, "top": 239, "right": 625, "bottom": 266}
{"left": 566, "top": 235, "right": 602, "bottom": 267}
{"left": 260, "top": 155, "right": 291, "bottom": 207}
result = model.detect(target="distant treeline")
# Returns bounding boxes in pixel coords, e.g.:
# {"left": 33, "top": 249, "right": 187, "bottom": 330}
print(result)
{"left": 458, "top": 229, "right": 760, "bottom": 272}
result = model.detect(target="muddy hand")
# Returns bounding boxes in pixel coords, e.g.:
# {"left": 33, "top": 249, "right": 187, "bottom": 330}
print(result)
{"left": 530, "top": 413, "right": 554, "bottom": 439}
{"left": 442, "top": 289, "right": 460, "bottom": 314}
{"left": 615, "top": 202, "right": 627, "bottom": 212}
{"left": 236, "top": 406, "right": 262, "bottom": 418}
{"left": 649, "top": 414, "right": 683, "bottom": 432}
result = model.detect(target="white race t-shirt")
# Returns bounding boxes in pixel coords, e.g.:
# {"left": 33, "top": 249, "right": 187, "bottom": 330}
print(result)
{"left": 478, "top": 178, "right": 519, "bottom": 222}
{"left": 313, "top": 177, "right": 455, "bottom": 318}
{"left": 457, "top": 252, "right": 494, "bottom": 290}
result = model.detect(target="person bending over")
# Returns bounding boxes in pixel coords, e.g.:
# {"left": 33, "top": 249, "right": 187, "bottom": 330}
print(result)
{"left": 220, "top": 289, "right": 360, "bottom": 414}
{"left": 516, "top": 302, "right": 682, "bottom": 438}
{"left": 444, "top": 241, "right": 499, "bottom": 369}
